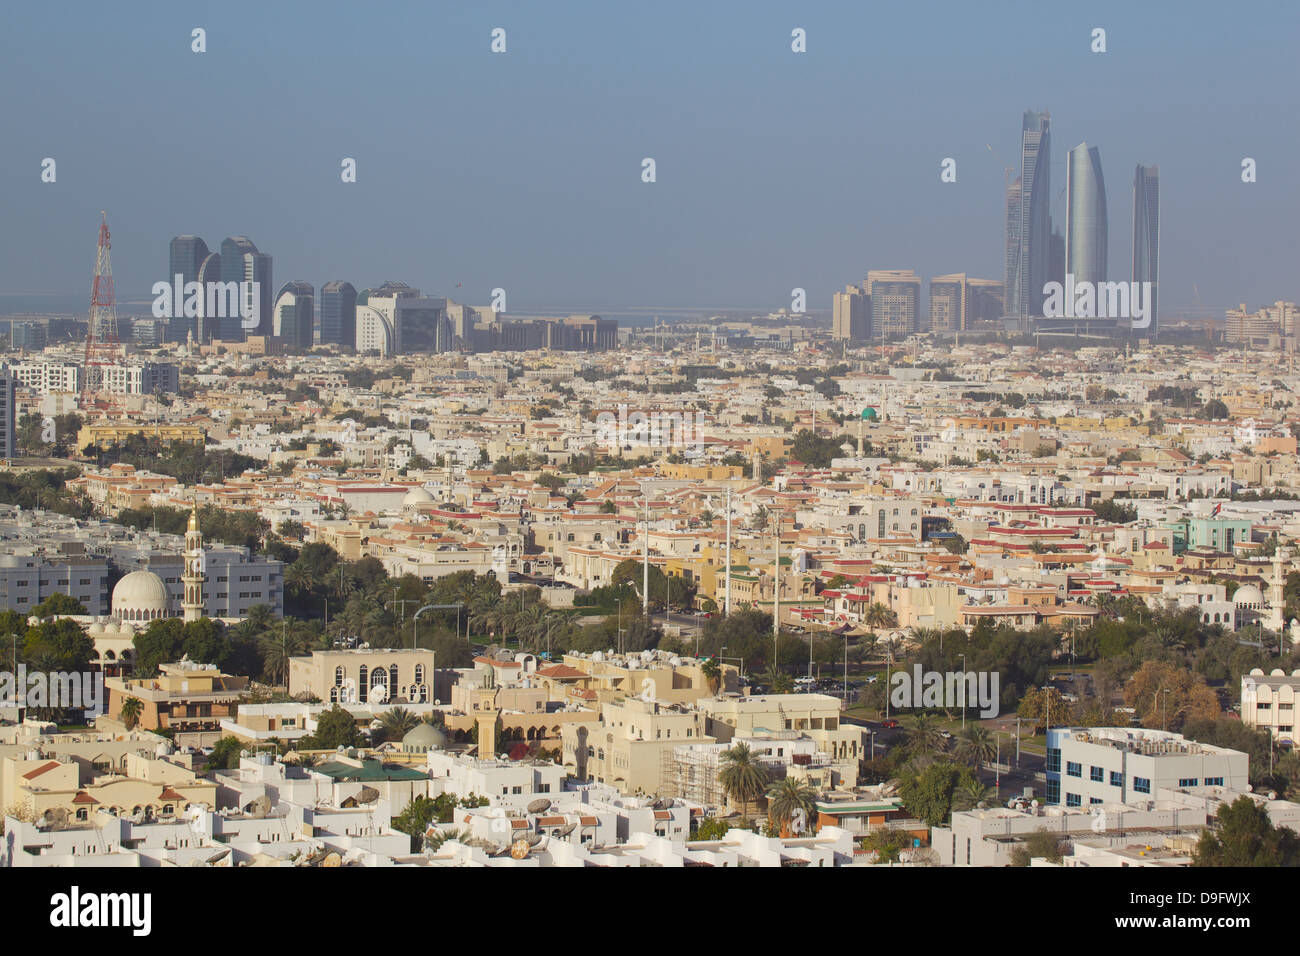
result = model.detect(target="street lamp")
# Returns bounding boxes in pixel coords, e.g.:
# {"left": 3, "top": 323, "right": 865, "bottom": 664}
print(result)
{"left": 959, "top": 652, "right": 967, "bottom": 731}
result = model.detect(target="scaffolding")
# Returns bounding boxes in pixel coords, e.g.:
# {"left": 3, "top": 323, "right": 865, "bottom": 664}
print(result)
{"left": 662, "top": 744, "right": 724, "bottom": 807}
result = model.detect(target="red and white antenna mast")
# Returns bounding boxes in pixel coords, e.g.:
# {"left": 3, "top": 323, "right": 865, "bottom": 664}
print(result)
{"left": 80, "top": 210, "right": 125, "bottom": 413}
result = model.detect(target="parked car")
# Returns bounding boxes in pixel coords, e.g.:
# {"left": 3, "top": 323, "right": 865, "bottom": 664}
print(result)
{"left": 881, "top": 719, "right": 900, "bottom": 729}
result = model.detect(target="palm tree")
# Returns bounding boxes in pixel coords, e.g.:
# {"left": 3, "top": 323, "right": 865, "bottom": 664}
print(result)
{"left": 863, "top": 602, "right": 898, "bottom": 630}
{"left": 955, "top": 725, "right": 996, "bottom": 769}
{"left": 904, "top": 713, "right": 947, "bottom": 756}
{"left": 119, "top": 696, "right": 143, "bottom": 731}
{"left": 701, "top": 657, "right": 721, "bottom": 695}
{"left": 378, "top": 706, "right": 419, "bottom": 742}
{"left": 718, "top": 743, "right": 769, "bottom": 816}
{"left": 260, "top": 621, "right": 311, "bottom": 686}
{"left": 765, "top": 776, "right": 819, "bottom": 837}
{"left": 765, "top": 664, "right": 793, "bottom": 694}
{"left": 952, "top": 779, "right": 997, "bottom": 811}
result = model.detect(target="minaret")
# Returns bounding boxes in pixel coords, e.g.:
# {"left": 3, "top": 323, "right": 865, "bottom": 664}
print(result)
{"left": 182, "top": 507, "right": 205, "bottom": 622}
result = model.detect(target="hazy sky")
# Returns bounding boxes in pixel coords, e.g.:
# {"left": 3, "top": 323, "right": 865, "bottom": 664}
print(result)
{"left": 1, "top": 0, "right": 1296, "bottom": 318}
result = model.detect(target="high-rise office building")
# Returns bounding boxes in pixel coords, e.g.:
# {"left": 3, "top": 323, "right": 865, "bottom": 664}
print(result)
{"left": 218, "top": 237, "right": 272, "bottom": 341}
{"left": 272, "top": 281, "right": 315, "bottom": 350}
{"left": 319, "top": 281, "right": 357, "bottom": 346}
{"left": 359, "top": 282, "right": 450, "bottom": 354}
{"left": 167, "top": 236, "right": 210, "bottom": 342}
{"left": 929, "top": 275, "right": 1005, "bottom": 333}
{"left": 928, "top": 275, "right": 1004, "bottom": 333}
{"left": 194, "top": 251, "right": 222, "bottom": 343}
{"left": 1008, "top": 111, "right": 1052, "bottom": 318}
{"left": 865, "top": 270, "right": 921, "bottom": 339}
{"left": 0, "top": 372, "right": 14, "bottom": 461}
{"left": 1065, "top": 143, "right": 1108, "bottom": 286}
{"left": 832, "top": 285, "right": 870, "bottom": 342}
{"left": 1003, "top": 177, "right": 1022, "bottom": 317}
{"left": 1132, "top": 164, "right": 1160, "bottom": 337}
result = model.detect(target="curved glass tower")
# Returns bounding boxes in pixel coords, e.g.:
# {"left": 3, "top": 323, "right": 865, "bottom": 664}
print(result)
{"left": 1008, "top": 111, "right": 1051, "bottom": 317}
{"left": 1065, "top": 142, "right": 1108, "bottom": 286}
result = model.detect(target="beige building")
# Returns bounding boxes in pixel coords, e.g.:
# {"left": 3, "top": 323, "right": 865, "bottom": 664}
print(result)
{"left": 105, "top": 661, "right": 248, "bottom": 749}
{"left": 696, "top": 693, "right": 866, "bottom": 779}
{"left": 561, "top": 697, "right": 716, "bottom": 795}
{"left": 4, "top": 751, "right": 217, "bottom": 827}
{"left": 288, "top": 648, "right": 438, "bottom": 705}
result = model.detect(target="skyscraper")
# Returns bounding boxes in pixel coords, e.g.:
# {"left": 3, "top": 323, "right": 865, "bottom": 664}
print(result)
{"left": 1003, "top": 177, "right": 1022, "bottom": 317}
{"left": 272, "top": 281, "right": 315, "bottom": 350}
{"left": 832, "top": 284, "right": 870, "bottom": 342}
{"left": 865, "top": 270, "right": 921, "bottom": 339}
{"left": 167, "top": 236, "right": 209, "bottom": 342}
{"left": 319, "top": 281, "right": 357, "bottom": 346}
{"left": 194, "top": 251, "right": 222, "bottom": 343}
{"left": 1009, "top": 111, "right": 1052, "bottom": 318}
{"left": 219, "top": 237, "right": 272, "bottom": 341}
{"left": 1133, "top": 164, "right": 1160, "bottom": 336}
{"left": 1065, "top": 143, "right": 1108, "bottom": 286}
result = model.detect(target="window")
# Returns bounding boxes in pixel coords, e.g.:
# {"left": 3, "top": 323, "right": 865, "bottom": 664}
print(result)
{"left": 1133, "top": 777, "right": 1151, "bottom": 794}
{"left": 1178, "top": 778, "right": 1198, "bottom": 788}
{"left": 1090, "top": 797, "right": 1103, "bottom": 804}
{"left": 1045, "top": 779, "right": 1060, "bottom": 804}
{"left": 1090, "top": 765, "right": 1104, "bottom": 783}
{"left": 1066, "top": 793, "right": 1081, "bottom": 807}
{"left": 1066, "top": 761, "right": 1082, "bottom": 778}
{"left": 1046, "top": 748, "right": 1061, "bottom": 773}
{"left": 1110, "top": 771, "right": 1123, "bottom": 787}
{"left": 1205, "top": 777, "right": 1224, "bottom": 787}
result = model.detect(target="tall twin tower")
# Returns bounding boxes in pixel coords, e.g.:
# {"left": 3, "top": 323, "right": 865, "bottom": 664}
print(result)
{"left": 1004, "top": 110, "right": 1160, "bottom": 334}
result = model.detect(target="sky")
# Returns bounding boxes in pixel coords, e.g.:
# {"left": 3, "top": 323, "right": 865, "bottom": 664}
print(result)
{"left": 0, "top": 0, "right": 1296, "bottom": 319}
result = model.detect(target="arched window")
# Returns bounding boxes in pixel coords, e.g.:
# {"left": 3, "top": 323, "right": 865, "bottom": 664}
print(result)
{"left": 358, "top": 665, "right": 368, "bottom": 702}
{"left": 414, "top": 664, "right": 425, "bottom": 684}
{"left": 389, "top": 664, "right": 399, "bottom": 696}
{"left": 335, "top": 666, "right": 344, "bottom": 686}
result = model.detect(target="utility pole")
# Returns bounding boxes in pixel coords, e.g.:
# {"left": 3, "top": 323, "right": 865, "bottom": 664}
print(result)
{"left": 724, "top": 487, "right": 732, "bottom": 616}
{"left": 642, "top": 493, "right": 650, "bottom": 615}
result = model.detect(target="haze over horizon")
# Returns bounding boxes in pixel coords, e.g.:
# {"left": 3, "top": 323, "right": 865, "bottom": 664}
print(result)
{"left": 1, "top": 0, "right": 1295, "bottom": 318}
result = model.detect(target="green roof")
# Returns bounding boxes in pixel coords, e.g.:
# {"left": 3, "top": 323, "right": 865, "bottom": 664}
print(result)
{"left": 313, "top": 759, "right": 427, "bottom": 782}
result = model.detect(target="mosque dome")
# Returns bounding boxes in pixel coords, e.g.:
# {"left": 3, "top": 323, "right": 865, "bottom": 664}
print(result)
{"left": 112, "top": 571, "right": 171, "bottom": 623}
{"left": 401, "top": 721, "right": 447, "bottom": 753}
{"left": 403, "top": 487, "right": 435, "bottom": 507}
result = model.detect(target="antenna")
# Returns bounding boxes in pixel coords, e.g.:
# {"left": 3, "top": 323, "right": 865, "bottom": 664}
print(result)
{"left": 80, "top": 211, "right": 125, "bottom": 414}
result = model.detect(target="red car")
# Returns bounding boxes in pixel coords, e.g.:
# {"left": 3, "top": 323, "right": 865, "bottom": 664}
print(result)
{"left": 880, "top": 719, "right": 900, "bottom": 729}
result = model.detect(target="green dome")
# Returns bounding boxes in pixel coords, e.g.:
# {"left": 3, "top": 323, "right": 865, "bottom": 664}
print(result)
{"left": 861, "top": 407, "right": 878, "bottom": 421}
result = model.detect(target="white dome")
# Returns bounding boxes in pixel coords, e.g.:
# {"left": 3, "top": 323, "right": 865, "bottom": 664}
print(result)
{"left": 403, "top": 487, "right": 435, "bottom": 507}
{"left": 1234, "top": 584, "right": 1264, "bottom": 607}
{"left": 112, "top": 571, "right": 171, "bottom": 622}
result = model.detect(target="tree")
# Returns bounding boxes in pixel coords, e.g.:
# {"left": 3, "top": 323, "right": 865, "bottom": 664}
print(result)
{"left": 205, "top": 736, "right": 246, "bottom": 771}
{"left": 22, "top": 618, "right": 95, "bottom": 674}
{"left": 118, "top": 696, "right": 143, "bottom": 730}
{"left": 1123, "top": 659, "right": 1220, "bottom": 732}
{"left": 898, "top": 760, "right": 975, "bottom": 827}
{"left": 903, "top": 713, "right": 948, "bottom": 758}
{"left": 952, "top": 779, "right": 997, "bottom": 811}
{"left": 718, "top": 742, "right": 769, "bottom": 815}
{"left": 32, "top": 593, "right": 87, "bottom": 618}
{"left": 1017, "top": 686, "right": 1070, "bottom": 733}
{"left": 701, "top": 657, "right": 721, "bottom": 694}
{"left": 1193, "top": 795, "right": 1300, "bottom": 866}
{"left": 307, "top": 705, "right": 361, "bottom": 750}
{"left": 1010, "top": 828, "right": 1068, "bottom": 866}
{"left": 690, "top": 816, "right": 734, "bottom": 842}
{"left": 377, "top": 706, "right": 419, "bottom": 743}
{"left": 954, "top": 725, "right": 996, "bottom": 769}
{"left": 765, "top": 776, "right": 819, "bottom": 837}
{"left": 392, "top": 795, "right": 440, "bottom": 852}
{"left": 861, "top": 828, "right": 907, "bottom": 863}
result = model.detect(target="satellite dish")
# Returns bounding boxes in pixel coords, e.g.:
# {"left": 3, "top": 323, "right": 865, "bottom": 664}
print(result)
{"left": 527, "top": 798, "right": 552, "bottom": 814}
{"left": 321, "top": 852, "right": 342, "bottom": 868}
{"left": 370, "top": 684, "right": 388, "bottom": 703}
